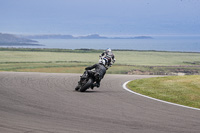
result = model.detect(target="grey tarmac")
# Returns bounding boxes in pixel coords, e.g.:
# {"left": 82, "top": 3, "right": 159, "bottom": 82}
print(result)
{"left": 0, "top": 72, "right": 199, "bottom": 133}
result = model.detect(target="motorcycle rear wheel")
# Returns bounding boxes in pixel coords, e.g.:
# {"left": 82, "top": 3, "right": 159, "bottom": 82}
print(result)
{"left": 79, "top": 78, "right": 94, "bottom": 92}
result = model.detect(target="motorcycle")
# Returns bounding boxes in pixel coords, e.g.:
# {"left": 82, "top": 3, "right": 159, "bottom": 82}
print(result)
{"left": 75, "top": 70, "right": 96, "bottom": 92}
{"left": 75, "top": 57, "right": 109, "bottom": 92}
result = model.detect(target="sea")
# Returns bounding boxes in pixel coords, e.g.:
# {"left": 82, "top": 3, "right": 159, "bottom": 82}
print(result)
{"left": 2, "top": 36, "right": 200, "bottom": 52}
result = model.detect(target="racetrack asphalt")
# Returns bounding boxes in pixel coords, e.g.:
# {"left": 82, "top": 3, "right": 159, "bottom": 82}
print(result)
{"left": 0, "top": 72, "right": 199, "bottom": 133}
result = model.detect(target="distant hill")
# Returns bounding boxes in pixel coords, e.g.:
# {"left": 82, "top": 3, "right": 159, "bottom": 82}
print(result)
{"left": 21, "top": 34, "right": 153, "bottom": 39}
{"left": 22, "top": 34, "right": 74, "bottom": 39}
{"left": 76, "top": 34, "right": 107, "bottom": 39}
{"left": 111, "top": 36, "right": 153, "bottom": 39}
{"left": 0, "top": 33, "right": 153, "bottom": 46}
{"left": 0, "top": 33, "right": 37, "bottom": 43}
{"left": 22, "top": 34, "right": 108, "bottom": 39}
{"left": 0, "top": 33, "right": 43, "bottom": 46}
{"left": 130, "top": 36, "right": 153, "bottom": 39}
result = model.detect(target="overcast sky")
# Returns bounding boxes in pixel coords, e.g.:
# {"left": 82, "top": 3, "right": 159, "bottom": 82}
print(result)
{"left": 0, "top": 0, "right": 200, "bottom": 36}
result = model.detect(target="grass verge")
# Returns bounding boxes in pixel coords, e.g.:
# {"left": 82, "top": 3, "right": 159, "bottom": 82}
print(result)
{"left": 127, "top": 75, "right": 200, "bottom": 109}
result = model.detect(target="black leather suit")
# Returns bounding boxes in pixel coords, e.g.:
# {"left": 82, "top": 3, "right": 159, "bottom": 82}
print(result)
{"left": 85, "top": 63, "right": 106, "bottom": 87}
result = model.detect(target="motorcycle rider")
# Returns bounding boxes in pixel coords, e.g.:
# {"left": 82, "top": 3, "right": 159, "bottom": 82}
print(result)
{"left": 84, "top": 59, "right": 107, "bottom": 89}
{"left": 99, "top": 48, "right": 115, "bottom": 69}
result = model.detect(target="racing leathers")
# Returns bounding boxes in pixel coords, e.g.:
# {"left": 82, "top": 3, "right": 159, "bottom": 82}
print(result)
{"left": 85, "top": 63, "right": 106, "bottom": 88}
{"left": 99, "top": 51, "right": 115, "bottom": 69}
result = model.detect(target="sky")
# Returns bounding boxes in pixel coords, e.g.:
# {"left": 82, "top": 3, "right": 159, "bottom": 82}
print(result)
{"left": 0, "top": 0, "right": 200, "bottom": 36}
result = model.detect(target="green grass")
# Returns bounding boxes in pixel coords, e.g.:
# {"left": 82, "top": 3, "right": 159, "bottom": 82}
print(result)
{"left": 114, "top": 51, "right": 200, "bottom": 66}
{"left": 127, "top": 75, "right": 200, "bottom": 109}
{"left": 0, "top": 51, "right": 99, "bottom": 63}
{"left": 1, "top": 48, "right": 200, "bottom": 74}
{"left": 1, "top": 48, "right": 200, "bottom": 66}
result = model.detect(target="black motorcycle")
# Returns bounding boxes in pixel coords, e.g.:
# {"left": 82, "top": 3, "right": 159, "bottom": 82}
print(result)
{"left": 75, "top": 70, "right": 97, "bottom": 92}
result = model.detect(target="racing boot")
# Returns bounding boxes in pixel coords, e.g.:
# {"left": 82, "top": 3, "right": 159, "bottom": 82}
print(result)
{"left": 90, "top": 84, "right": 94, "bottom": 89}
{"left": 92, "top": 82, "right": 100, "bottom": 88}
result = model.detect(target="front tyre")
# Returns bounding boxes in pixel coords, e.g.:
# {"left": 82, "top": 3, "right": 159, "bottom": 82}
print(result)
{"left": 79, "top": 78, "right": 94, "bottom": 92}
{"left": 75, "top": 85, "right": 80, "bottom": 91}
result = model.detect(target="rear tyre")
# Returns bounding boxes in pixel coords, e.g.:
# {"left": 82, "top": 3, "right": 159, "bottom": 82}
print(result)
{"left": 79, "top": 78, "right": 94, "bottom": 92}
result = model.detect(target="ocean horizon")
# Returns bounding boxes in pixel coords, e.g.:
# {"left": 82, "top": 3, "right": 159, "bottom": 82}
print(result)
{"left": 1, "top": 36, "right": 200, "bottom": 52}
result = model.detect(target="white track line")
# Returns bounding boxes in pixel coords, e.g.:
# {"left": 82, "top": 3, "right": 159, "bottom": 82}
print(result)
{"left": 123, "top": 81, "right": 200, "bottom": 111}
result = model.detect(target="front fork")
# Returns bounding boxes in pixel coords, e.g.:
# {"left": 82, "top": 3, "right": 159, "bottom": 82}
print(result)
{"left": 79, "top": 70, "right": 90, "bottom": 84}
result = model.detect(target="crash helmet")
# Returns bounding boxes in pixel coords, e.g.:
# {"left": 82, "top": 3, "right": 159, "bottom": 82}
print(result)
{"left": 106, "top": 48, "right": 112, "bottom": 53}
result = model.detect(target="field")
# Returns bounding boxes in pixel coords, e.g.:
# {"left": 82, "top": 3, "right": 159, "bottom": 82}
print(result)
{"left": 127, "top": 75, "right": 200, "bottom": 109}
{"left": 0, "top": 48, "right": 200, "bottom": 74}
